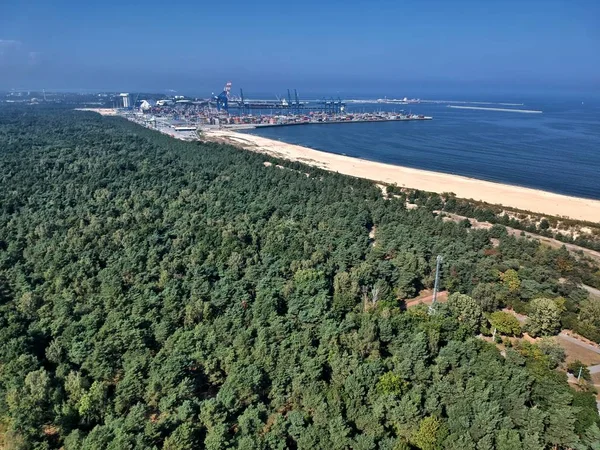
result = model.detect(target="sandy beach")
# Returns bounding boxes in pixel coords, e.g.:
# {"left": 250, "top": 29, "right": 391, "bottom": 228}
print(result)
{"left": 75, "top": 108, "right": 119, "bottom": 116}
{"left": 203, "top": 129, "right": 600, "bottom": 223}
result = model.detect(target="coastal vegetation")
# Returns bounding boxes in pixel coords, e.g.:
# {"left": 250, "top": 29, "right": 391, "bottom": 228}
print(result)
{"left": 435, "top": 193, "right": 600, "bottom": 253}
{"left": 1, "top": 107, "right": 600, "bottom": 448}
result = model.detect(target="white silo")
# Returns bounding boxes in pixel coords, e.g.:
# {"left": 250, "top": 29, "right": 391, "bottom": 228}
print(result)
{"left": 120, "top": 93, "right": 131, "bottom": 109}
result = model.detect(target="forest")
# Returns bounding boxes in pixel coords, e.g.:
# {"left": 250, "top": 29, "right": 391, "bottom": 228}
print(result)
{"left": 1, "top": 106, "right": 600, "bottom": 449}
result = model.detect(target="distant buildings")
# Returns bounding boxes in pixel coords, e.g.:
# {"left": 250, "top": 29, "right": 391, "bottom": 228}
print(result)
{"left": 119, "top": 93, "right": 131, "bottom": 109}
{"left": 140, "top": 99, "right": 156, "bottom": 111}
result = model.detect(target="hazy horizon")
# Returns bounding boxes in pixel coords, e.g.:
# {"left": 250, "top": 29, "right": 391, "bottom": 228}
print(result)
{"left": 2, "top": 0, "right": 599, "bottom": 96}
{"left": 2, "top": 82, "right": 599, "bottom": 104}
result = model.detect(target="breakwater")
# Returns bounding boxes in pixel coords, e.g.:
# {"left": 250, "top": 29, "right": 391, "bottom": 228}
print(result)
{"left": 447, "top": 105, "right": 543, "bottom": 113}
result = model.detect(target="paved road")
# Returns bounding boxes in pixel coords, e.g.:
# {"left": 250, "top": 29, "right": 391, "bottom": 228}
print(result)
{"left": 559, "top": 278, "right": 600, "bottom": 299}
{"left": 502, "top": 309, "right": 527, "bottom": 324}
{"left": 558, "top": 332, "right": 600, "bottom": 355}
{"left": 582, "top": 284, "right": 600, "bottom": 299}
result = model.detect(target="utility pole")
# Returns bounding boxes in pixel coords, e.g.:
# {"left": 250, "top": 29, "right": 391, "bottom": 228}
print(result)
{"left": 577, "top": 366, "right": 583, "bottom": 382}
{"left": 428, "top": 255, "right": 443, "bottom": 315}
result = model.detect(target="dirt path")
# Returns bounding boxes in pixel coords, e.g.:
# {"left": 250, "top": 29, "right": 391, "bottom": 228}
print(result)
{"left": 437, "top": 211, "right": 600, "bottom": 264}
{"left": 405, "top": 290, "right": 448, "bottom": 308}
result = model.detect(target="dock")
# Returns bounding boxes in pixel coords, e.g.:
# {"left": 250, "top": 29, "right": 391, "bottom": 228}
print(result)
{"left": 115, "top": 82, "right": 434, "bottom": 134}
{"left": 123, "top": 111, "right": 433, "bottom": 135}
{"left": 225, "top": 115, "right": 433, "bottom": 130}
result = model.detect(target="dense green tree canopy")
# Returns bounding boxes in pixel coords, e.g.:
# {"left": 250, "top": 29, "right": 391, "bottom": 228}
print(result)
{"left": 489, "top": 311, "right": 522, "bottom": 336}
{"left": 0, "top": 107, "right": 599, "bottom": 448}
{"left": 527, "top": 298, "right": 562, "bottom": 337}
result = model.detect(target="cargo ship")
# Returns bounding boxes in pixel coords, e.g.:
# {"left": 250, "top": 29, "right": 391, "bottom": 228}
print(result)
{"left": 376, "top": 97, "right": 421, "bottom": 104}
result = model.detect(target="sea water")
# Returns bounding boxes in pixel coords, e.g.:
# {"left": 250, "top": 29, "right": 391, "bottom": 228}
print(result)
{"left": 243, "top": 95, "right": 600, "bottom": 199}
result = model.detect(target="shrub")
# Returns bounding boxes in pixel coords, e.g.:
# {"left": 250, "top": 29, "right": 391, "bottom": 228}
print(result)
{"left": 489, "top": 311, "right": 521, "bottom": 336}
{"left": 568, "top": 360, "right": 591, "bottom": 381}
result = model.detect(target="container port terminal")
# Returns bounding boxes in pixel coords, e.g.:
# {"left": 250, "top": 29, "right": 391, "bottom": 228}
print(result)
{"left": 111, "top": 82, "right": 432, "bottom": 138}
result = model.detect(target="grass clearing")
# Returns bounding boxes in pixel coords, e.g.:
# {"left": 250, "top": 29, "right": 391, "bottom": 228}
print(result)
{"left": 557, "top": 335, "right": 600, "bottom": 366}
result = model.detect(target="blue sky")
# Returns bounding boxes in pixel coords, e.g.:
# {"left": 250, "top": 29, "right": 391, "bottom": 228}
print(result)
{"left": 1, "top": 0, "right": 599, "bottom": 96}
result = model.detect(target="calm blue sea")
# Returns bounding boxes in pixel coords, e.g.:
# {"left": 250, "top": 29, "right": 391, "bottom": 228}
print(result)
{"left": 243, "top": 95, "right": 600, "bottom": 199}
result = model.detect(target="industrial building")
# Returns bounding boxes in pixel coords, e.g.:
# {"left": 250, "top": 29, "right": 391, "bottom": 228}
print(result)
{"left": 119, "top": 93, "right": 131, "bottom": 109}
{"left": 120, "top": 81, "right": 430, "bottom": 135}
{"left": 140, "top": 99, "right": 156, "bottom": 111}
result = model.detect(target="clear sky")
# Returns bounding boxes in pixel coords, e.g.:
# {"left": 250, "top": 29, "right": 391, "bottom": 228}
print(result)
{"left": 1, "top": 0, "right": 599, "bottom": 96}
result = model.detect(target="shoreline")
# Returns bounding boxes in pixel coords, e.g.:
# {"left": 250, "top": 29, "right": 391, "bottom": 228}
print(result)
{"left": 202, "top": 128, "right": 600, "bottom": 223}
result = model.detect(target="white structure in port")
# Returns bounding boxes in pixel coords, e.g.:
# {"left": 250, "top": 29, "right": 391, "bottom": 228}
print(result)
{"left": 119, "top": 93, "right": 131, "bottom": 109}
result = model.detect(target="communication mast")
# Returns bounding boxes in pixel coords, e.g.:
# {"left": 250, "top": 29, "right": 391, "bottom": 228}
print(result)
{"left": 428, "top": 255, "right": 443, "bottom": 315}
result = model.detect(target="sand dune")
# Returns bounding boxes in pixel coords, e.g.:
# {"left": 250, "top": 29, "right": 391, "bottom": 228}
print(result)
{"left": 204, "top": 129, "right": 600, "bottom": 223}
